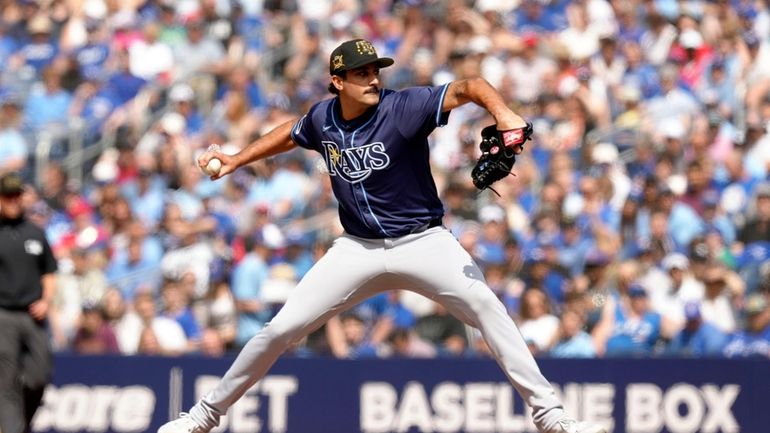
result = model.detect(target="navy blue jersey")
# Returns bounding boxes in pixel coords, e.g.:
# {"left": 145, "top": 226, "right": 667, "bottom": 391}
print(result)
{"left": 291, "top": 84, "right": 451, "bottom": 238}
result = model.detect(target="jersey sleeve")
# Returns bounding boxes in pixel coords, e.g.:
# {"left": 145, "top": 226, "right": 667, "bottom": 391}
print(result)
{"left": 290, "top": 101, "right": 327, "bottom": 152}
{"left": 290, "top": 114, "right": 313, "bottom": 150}
{"left": 393, "top": 84, "right": 451, "bottom": 138}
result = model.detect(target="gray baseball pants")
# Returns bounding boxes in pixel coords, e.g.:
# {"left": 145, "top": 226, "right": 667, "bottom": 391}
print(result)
{"left": 189, "top": 226, "right": 565, "bottom": 432}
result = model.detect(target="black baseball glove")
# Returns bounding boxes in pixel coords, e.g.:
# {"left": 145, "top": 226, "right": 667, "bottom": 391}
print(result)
{"left": 471, "top": 122, "right": 533, "bottom": 192}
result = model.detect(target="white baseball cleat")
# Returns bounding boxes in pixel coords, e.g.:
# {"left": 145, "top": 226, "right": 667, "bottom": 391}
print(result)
{"left": 157, "top": 413, "right": 207, "bottom": 433}
{"left": 554, "top": 417, "right": 608, "bottom": 433}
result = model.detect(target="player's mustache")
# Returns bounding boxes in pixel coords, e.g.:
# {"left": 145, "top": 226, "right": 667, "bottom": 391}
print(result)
{"left": 365, "top": 87, "right": 379, "bottom": 94}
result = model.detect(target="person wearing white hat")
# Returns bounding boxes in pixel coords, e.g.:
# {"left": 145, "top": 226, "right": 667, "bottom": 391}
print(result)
{"left": 589, "top": 142, "right": 632, "bottom": 210}
{"left": 129, "top": 22, "right": 174, "bottom": 81}
{"left": 650, "top": 252, "right": 705, "bottom": 338}
{"left": 169, "top": 83, "right": 204, "bottom": 134}
{"left": 676, "top": 28, "right": 712, "bottom": 92}
{"left": 645, "top": 62, "right": 700, "bottom": 136}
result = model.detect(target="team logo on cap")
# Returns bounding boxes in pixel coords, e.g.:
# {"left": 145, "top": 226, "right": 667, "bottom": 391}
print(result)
{"left": 356, "top": 40, "right": 376, "bottom": 55}
{"left": 332, "top": 54, "right": 345, "bottom": 71}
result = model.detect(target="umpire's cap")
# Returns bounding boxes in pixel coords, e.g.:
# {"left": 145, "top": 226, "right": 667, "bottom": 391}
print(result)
{"left": 329, "top": 39, "right": 394, "bottom": 75}
{"left": 0, "top": 172, "right": 23, "bottom": 196}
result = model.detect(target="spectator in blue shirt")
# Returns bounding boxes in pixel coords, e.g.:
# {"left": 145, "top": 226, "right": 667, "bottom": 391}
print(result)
{"left": 168, "top": 83, "right": 204, "bottom": 135}
{"left": 621, "top": 40, "right": 661, "bottom": 99}
{"left": 172, "top": 165, "right": 205, "bottom": 221}
{"left": 522, "top": 247, "right": 569, "bottom": 306}
{"left": 231, "top": 232, "right": 272, "bottom": 348}
{"left": 736, "top": 241, "right": 770, "bottom": 294}
{"left": 346, "top": 292, "right": 390, "bottom": 331}
{"left": 475, "top": 205, "right": 509, "bottom": 270}
{"left": 0, "top": 22, "right": 18, "bottom": 66}
{"left": 558, "top": 217, "right": 595, "bottom": 276}
{"left": 198, "top": 187, "right": 237, "bottom": 245}
{"left": 604, "top": 285, "right": 663, "bottom": 356}
{"left": 615, "top": 5, "right": 645, "bottom": 43}
{"left": 215, "top": 65, "right": 265, "bottom": 111}
{"left": 105, "top": 237, "right": 162, "bottom": 301}
{"left": 234, "top": 6, "right": 265, "bottom": 54}
{"left": 700, "top": 56, "right": 739, "bottom": 115}
{"left": 17, "top": 15, "right": 58, "bottom": 73}
{"left": 70, "top": 71, "right": 120, "bottom": 142}
{"left": 120, "top": 158, "right": 166, "bottom": 230}
{"left": 161, "top": 280, "right": 201, "bottom": 348}
{"left": 75, "top": 20, "right": 110, "bottom": 80}
{"left": 656, "top": 186, "right": 705, "bottom": 250}
{"left": 701, "top": 191, "right": 736, "bottom": 245}
{"left": 667, "top": 302, "right": 728, "bottom": 357}
{"left": 107, "top": 50, "right": 147, "bottom": 106}
{"left": 550, "top": 308, "right": 597, "bottom": 358}
{"left": 384, "top": 292, "right": 418, "bottom": 331}
{"left": 339, "top": 312, "right": 379, "bottom": 358}
{"left": 0, "top": 95, "right": 28, "bottom": 175}
{"left": 23, "top": 66, "right": 72, "bottom": 132}
{"left": 283, "top": 231, "right": 315, "bottom": 279}
{"left": 515, "top": 0, "right": 564, "bottom": 34}
{"left": 723, "top": 293, "right": 770, "bottom": 358}
{"left": 108, "top": 221, "right": 164, "bottom": 272}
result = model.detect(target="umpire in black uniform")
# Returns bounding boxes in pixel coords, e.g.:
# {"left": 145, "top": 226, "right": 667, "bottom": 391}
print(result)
{"left": 0, "top": 173, "right": 57, "bottom": 433}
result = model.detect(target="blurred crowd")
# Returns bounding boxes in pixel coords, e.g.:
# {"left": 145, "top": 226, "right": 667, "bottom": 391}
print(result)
{"left": 1, "top": 0, "right": 770, "bottom": 360}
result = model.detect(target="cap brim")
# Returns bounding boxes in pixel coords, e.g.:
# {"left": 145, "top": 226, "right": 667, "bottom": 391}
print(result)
{"left": 341, "top": 57, "right": 394, "bottom": 73}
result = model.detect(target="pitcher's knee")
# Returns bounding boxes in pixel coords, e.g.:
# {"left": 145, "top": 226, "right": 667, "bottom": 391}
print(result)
{"left": 258, "top": 322, "right": 303, "bottom": 350}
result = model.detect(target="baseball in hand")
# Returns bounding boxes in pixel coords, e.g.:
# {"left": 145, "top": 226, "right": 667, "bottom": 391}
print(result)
{"left": 203, "top": 158, "right": 222, "bottom": 176}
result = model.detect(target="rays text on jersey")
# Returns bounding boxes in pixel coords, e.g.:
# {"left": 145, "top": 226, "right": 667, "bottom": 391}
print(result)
{"left": 322, "top": 141, "right": 390, "bottom": 183}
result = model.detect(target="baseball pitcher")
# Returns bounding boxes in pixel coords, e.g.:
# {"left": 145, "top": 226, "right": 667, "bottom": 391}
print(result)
{"left": 159, "top": 39, "right": 606, "bottom": 433}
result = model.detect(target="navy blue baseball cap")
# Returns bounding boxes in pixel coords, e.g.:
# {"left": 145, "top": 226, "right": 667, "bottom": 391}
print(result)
{"left": 684, "top": 301, "right": 701, "bottom": 321}
{"left": 585, "top": 249, "right": 610, "bottom": 267}
{"left": 738, "top": 4, "right": 757, "bottom": 19}
{"left": 628, "top": 284, "right": 648, "bottom": 298}
{"left": 329, "top": 39, "right": 394, "bottom": 75}
{"left": 703, "top": 190, "right": 720, "bottom": 207}
{"left": 744, "top": 31, "right": 760, "bottom": 48}
{"left": 525, "top": 247, "right": 546, "bottom": 264}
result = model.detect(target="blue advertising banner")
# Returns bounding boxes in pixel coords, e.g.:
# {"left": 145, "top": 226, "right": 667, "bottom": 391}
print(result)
{"left": 32, "top": 355, "right": 770, "bottom": 433}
